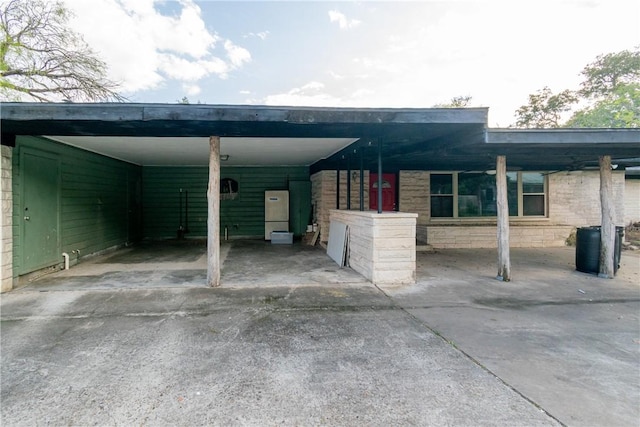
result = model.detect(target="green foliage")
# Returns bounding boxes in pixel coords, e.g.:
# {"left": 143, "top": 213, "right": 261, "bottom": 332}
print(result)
{"left": 0, "top": 0, "right": 123, "bottom": 102}
{"left": 579, "top": 49, "right": 640, "bottom": 98}
{"left": 177, "top": 96, "right": 203, "bottom": 104}
{"left": 435, "top": 95, "right": 473, "bottom": 108}
{"left": 514, "top": 87, "right": 577, "bottom": 128}
{"left": 566, "top": 84, "right": 640, "bottom": 128}
{"left": 514, "top": 47, "right": 640, "bottom": 128}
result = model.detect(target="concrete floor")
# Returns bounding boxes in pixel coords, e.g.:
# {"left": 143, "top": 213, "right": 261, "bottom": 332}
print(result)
{"left": 1, "top": 241, "right": 639, "bottom": 426}
{"left": 16, "top": 240, "right": 367, "bottom": 291}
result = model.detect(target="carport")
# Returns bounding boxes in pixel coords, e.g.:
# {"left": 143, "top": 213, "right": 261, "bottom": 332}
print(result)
{"left": 1, "top": 103, "right": 640, "bottom": 291}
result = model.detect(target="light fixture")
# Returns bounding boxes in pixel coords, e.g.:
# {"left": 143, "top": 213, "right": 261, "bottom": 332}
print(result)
{"left": 220, "top": 155, "right": 230, "bottom": 161}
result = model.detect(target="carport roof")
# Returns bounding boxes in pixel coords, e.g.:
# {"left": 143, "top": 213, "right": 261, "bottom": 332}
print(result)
{"left": 1, "top": 102, "right": 639, "bottom": 171}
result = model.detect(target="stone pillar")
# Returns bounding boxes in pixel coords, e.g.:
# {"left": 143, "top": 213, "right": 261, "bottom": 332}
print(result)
{"left": 1, "top": 145, "right": 13, "bottom": 292}
{"left": 207, "top": 136, "right": 221, "bottom": 287}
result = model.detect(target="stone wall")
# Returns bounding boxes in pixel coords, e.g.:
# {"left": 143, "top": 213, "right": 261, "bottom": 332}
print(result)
{"left": 403, "top": 169, "right": 626, "bottom": 249}
{"left": 329, "top": 209, "right": 417, "bottom": 285}
{"left": 423, "top": 224, "right": 573, "bottom": 248}
{"left": 624, "top": 178, "right": 640, "bottom": 226}
{"left": 398, "top": 171, "right": 429, "bottom": 223}
{"left": 548, "top": 170, "right": 625, "bottom": 227}
{"left": 311, "top": 170, "right": 369, "bottom": 243}
{"left": 1, "top": 145, "right": 13, "bottom": 292}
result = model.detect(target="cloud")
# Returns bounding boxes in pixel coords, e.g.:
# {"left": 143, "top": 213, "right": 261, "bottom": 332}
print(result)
{"left": 303, "top": 1, "right": 640, "bottom": 125}
{"left": 244, "top": 31, "right": 270, "bottom": 40}
{"left": 328, "top": 10, "right": 361, "bottom": 29}
{"left": 158, "top": 55, "right": 230, "bottom": 81}
{"left": 63, "top": 0, "right": 251, "bottom": 94}
{"left": 263, "top": 81, "right": 345, "bottom": 107}
{"left": 183, "top": 83, "right": 201, "bottom": 96}
{"left": 224, "top": 40, "right": 251, "bottom": 68}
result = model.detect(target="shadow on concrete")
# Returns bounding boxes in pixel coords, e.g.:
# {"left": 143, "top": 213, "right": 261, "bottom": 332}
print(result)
{"left": 17, "top": 239, "right": 367, "bottom": 291}
{"left": 220, "top": 240, "right": 368, "bottom": 287}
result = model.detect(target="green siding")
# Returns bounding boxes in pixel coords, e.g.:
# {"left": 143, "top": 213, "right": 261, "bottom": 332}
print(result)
{"left": 143, "top": 166, "right": 309, "bottom": 239}
{"left": 289, "top": 180, "right": 312, "bottom": 236}
{"left": 12, "top": 136, "right": 142, "bottom": 275}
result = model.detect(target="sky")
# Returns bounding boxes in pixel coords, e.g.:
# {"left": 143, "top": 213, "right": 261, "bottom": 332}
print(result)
{"left": 62, "top": 0, "right": 640, "bottom": 127}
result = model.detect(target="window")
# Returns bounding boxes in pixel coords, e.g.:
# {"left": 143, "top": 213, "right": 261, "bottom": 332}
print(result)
{"left": 458, "top": 172, "right": 497, "bottom": 217}
{"left": 429, "top": 172, "right": 546, "bottom": 219}
{"left": 522, "top": 172, "right": 545, "bottom": 216}
{"left": 430, "top": 174, "right": 453, "bottom": 217}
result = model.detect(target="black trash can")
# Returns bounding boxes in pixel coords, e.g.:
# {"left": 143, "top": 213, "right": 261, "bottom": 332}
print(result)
{"left": 575, "top": 226, "right": 623, "bottom": 275}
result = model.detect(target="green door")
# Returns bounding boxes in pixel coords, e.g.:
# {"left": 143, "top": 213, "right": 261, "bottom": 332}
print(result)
{"left": 20, "top": 151, "right": 61, "bottom": 274}
{"left": 289, "top": 180, "right": 312, "bottom": 237}
{"left": 127, "top": 172, "right": 142, "bottom": 244}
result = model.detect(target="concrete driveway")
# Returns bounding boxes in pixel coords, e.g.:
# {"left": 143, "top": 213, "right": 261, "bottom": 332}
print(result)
{"left": 1, "top": 243, "right": 639, "bottom": 426}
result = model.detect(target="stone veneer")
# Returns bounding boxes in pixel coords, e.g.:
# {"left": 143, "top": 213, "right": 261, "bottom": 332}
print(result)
{"left": 401, "top": 170, "right": 626, "bottom": 249}
{"left": 329, "top": 209, "right": 417, "bottom": 285}
{"left": 623, "top": 178, "right": 640, "bottom": 227}
{"left": 421, "top": 225, "right": 574, "bottom": 248}
{"left": 548, "top": 170, "right": 624, "bottom": 226}
{"left": 311, "top": 170, "right": 369, "bottom": 243}
{"left": 1, "top": 145, "right": 13, "bottom": 292}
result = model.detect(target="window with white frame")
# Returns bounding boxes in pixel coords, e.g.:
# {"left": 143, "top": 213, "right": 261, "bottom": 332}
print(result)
{"left": 429, "top": 171, "right": 546, "bottom": 218}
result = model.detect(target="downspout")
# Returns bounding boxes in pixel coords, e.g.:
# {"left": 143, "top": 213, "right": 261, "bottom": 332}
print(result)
{"left": 62, "top": 253, "right": 70, "bottom": 270}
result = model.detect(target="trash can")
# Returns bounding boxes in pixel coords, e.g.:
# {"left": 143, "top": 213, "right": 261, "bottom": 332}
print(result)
{"left": 575, "top": 226, "right": 623, "bottom": 275}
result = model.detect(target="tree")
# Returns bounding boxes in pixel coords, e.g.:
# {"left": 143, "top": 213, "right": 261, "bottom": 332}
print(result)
{"left": 435, "top": 95, "right": 473, "bottom": 108}
{"left": 0, "top": 0, "right": 123, "bottom": 102}
{"left": 513, "top": 48, "right": 640, "bottom": 128}
{"left": 566, "top": 83, "right": 640, "bottom": 128}
{"left": 579, "top": 49, "right": 640, "bottom": 98}
{"left": 567, "top": 49, "right": 640, "bottom": 127}
{"left": 514, "top": 87, "right": 577, "bottom": 128}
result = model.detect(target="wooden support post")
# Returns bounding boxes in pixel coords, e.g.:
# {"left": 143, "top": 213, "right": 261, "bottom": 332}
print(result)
{"left": 359, "top": 147, "right": 364, "bottom": 211}
{"left": 207, "top": 136, "right": 221, "bottom": 287}
{"left": 346, "top": 153, "right": 351, "bottom": 210}
{"left": 377, "top": 139, "right": 383, "bottom": 214}
{"left": 598, "top": 155, "right": 615, "bottom": 279}
{"left": 336, "top": 160, "right": 340, "bottom": 210}
{"left": 496, "top": 155, "right": 511, "bottom": 281}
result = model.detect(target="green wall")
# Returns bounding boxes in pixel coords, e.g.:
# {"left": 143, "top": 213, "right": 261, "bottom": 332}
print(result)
{"left": 12, "top": 136, "right": 142, "bottom": 275}
{"left": 11, "top": 137, "right": 309, "bottom": 276}
{"left": 143, "top": 166, "right": 309, "bottom": 239}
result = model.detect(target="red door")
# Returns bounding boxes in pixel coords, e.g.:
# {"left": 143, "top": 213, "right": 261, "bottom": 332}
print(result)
{"left": 369, "top": 173, "right": 396, "bottom": 211}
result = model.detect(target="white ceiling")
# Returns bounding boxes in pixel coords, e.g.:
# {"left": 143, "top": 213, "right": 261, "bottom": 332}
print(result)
{"left": 46, "top": 136, "right": 359, "bottom": 166}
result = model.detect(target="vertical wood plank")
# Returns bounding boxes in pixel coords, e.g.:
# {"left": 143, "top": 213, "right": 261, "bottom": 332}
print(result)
{"left": 359, "top": 148, "right": 364, "bottom": 211}
{"left": 377, "top": 139, "right": 382, "bottom": 214}
{"left": 346, "top": 154, "right": 351, "bottom": 210}
{"left": 207, "top": 136, "right": 221, "bottom": 287}
{"left": 496, "top": 155, "right": 511, "bottom": 281}
{"left": 598, "top": 155, "right": 615, "bottom": 279}
{"left": 336, "top": 162, "right": 340, "bottom": 210}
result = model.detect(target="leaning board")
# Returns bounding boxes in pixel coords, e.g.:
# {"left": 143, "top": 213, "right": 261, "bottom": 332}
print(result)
{"left": 327, "top": 220, "right": 348, "bottom": 266}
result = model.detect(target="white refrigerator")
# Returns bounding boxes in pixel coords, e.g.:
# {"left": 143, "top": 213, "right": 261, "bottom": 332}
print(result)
{"left": 264, "top": 190, "right": 289, "bottom": 240}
